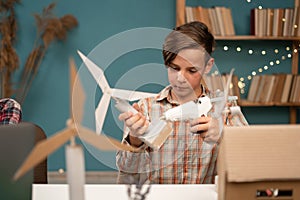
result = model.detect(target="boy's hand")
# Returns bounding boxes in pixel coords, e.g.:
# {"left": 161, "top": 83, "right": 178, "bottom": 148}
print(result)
{"left": 190, "top": 116, "right": 220, "bottom": 142}
{"left": 118, "top": 103, "right": 149, "bottom": 147}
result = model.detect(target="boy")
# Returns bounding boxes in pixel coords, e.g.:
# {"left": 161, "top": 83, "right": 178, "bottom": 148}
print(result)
{"left": 116, "top": 21, "right": 220, "bottom": 184}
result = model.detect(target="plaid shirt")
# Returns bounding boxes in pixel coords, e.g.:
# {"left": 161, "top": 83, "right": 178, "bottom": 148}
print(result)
{"left": 116, "top": 85, "right": 219, "bottom": 184}
{"left": 0, "top": 98, "right": 22, "bottom": 125}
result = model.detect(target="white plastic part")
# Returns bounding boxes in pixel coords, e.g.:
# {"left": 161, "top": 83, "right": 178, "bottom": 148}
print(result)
{"left": 114, "top": 99, "right": 138, "bottom": 114}
{"left": 229, "top": 106, "right": 241, "bottom": 115}
{"left": 66, "top": 144, "right": 85, "bottom": 200}
{"left": 163, "top": 96, "right": 212, "bottom": 121}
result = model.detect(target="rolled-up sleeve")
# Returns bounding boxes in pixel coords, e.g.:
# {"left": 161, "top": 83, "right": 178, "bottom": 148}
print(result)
{"left": 0, "top": 98, "right": 22, "bottom": 125}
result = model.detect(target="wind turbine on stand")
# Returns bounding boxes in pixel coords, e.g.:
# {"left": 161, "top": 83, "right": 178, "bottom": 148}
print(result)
{"left": 14, "top": 58, "right": 141, "bottom": 200}
{"left": 77, "top": 50, "right": 172, "bottom": 150}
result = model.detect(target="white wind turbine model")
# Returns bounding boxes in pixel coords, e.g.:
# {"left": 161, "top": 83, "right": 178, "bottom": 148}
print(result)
{"left": 77, "top": 50, "right": 172, "bottom": 149}
{"left": 160, "top": 69, "right": 248, "bottom": 125}
{"left": 14, "top": 58, "right": 141, "bottom": 200}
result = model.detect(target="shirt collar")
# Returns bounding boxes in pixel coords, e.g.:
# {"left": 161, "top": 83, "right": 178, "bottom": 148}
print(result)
{"left": 156, "top": 85, "right": 207, "bottom": 105}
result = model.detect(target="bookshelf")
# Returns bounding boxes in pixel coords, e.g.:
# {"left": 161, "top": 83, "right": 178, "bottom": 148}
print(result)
{"left": 176, "top": 0, "right": 300, "bottom": 124}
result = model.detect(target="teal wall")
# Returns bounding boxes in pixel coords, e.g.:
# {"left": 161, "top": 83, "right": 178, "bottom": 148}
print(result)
{"left": 11, "top": 0, "right": 299, "bottom": 171}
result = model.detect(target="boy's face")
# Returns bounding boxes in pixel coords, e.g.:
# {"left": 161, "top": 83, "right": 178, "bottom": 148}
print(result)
{"left": 167, "top": 48, "right": 213, "bottom": 103}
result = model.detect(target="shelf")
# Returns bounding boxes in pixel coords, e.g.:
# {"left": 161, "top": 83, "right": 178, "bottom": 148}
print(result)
{"left": 176, "top": 0, "right": 299, "bottom": 123}
{"left": 239, "top": 100, "right": 300, "bottom": 107}
{"left": 215, "top": 35, "right": 300, "bottom": 41}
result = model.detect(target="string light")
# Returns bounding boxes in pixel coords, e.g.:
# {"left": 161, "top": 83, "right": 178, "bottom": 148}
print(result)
{"left": 219, "top": 43, "right": 295, "bottom": 95}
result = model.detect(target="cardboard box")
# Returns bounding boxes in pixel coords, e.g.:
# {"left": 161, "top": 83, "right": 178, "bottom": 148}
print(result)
{"left": 217, "top": 125, "right": 300, "bottom": 200}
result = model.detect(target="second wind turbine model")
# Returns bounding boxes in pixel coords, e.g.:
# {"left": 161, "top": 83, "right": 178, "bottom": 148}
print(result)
{"left": 77, "top": 50, "right": 172, "bottom": 149}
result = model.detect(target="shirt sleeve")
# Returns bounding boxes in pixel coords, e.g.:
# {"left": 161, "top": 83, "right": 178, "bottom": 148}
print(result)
{"left": 0, "top": 98, "right": 22, "bottom": 125}
{"left": 115, "top": 99, "right": 151, "bottom": 178}
{"left": 116, "top": 132, "right": 150, "bottom": 174}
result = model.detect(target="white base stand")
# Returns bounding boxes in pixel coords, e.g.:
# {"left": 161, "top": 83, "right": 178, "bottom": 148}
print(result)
{"left": 66, "top": 145, "right": 86, "bottom": 200}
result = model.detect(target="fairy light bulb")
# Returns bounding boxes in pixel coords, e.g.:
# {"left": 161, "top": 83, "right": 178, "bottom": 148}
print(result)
{"left": 238, "top": 81, "right": 244, "bottom": 88}
{"left": 223, "top": 46, "right": 229, "bottom": 51}
{"left": 248, "top": 49, "right": 253, "bottom": 54}
{"left": 261, "top": 50, "right": 266, "bottom": 55}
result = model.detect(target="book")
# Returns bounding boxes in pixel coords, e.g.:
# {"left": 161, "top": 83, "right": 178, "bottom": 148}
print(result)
{"left": 281, "top": 74, "right": 293, "bottom": 103}
{"left": 291, "top": 7, "right": 299, "bottom": 36}
{"left": 254, "top": 75, "right": 265, "bottom": 102}
{"left": 266, "top": 8, "right": 274, "bottom": 36}
{"left": 268, "top": 74, "right": 279, "bottom": 102}
{"left": 215, "top": 6, "right": 226, "bottom": 36}
{"left": 272, "top": 73, "right": 286, "bottom": 103}
{"left": 247, "top": 75, "right": 260, "bottom": 102}
{"left": 208, "top": 7, "right": 220, "bottom": 35}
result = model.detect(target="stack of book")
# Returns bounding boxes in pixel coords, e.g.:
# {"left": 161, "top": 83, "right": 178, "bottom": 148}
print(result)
{"left": 247, "top": 74, "right": 300, "bottom": 103}
{"left": 250, "top": 7, "right": 300, "bottom": 37}
{"left": 185, "top": 6, "right": 235, "bottom": 36}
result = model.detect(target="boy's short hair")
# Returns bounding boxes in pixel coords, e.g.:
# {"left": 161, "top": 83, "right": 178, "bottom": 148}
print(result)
{"left": 162, "top": 21, "right": 215, "bottom": 66}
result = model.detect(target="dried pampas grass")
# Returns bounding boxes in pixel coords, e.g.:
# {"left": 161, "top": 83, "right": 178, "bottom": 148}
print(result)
{"left": 0, "top": 0, "right": 20, "bottom": 97}
{"left": 16, "top": 2, "right": 78, "bottom": 103}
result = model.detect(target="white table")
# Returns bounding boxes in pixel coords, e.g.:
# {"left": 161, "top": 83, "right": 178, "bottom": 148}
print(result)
{"left": 33, "top": 184, "right": 217, "bottom": 200}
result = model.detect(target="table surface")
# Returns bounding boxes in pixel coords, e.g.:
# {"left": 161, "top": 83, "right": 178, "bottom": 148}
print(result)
{"left": 32, "top": 184, "right": 218, "bottom": 200}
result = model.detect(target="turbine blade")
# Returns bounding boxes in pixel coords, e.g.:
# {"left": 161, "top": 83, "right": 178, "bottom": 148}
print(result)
{"left": 77, "top": 126, "right": 140, "bottom": 152}
{"left": 72, "top": 66, "right": 86, "bottom": 125}
{"left": 69, "top": 57, "right": 77, "bottom": 119}
{"left": 77, "top": 50, "right": 110, "bottom": 92}
{"left": 111, "top": 88, "right": 157, "bottom": 101}
{"left": 95, "top": 93, "right": 111, "bottom": 134}
{"left": 14, "top": 128, "right": 76, "bottom": 181}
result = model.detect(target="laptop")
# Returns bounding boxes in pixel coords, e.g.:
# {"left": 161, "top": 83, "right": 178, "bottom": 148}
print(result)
{"left": 0, "top": 122, "right": 47, "bottom": 200}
